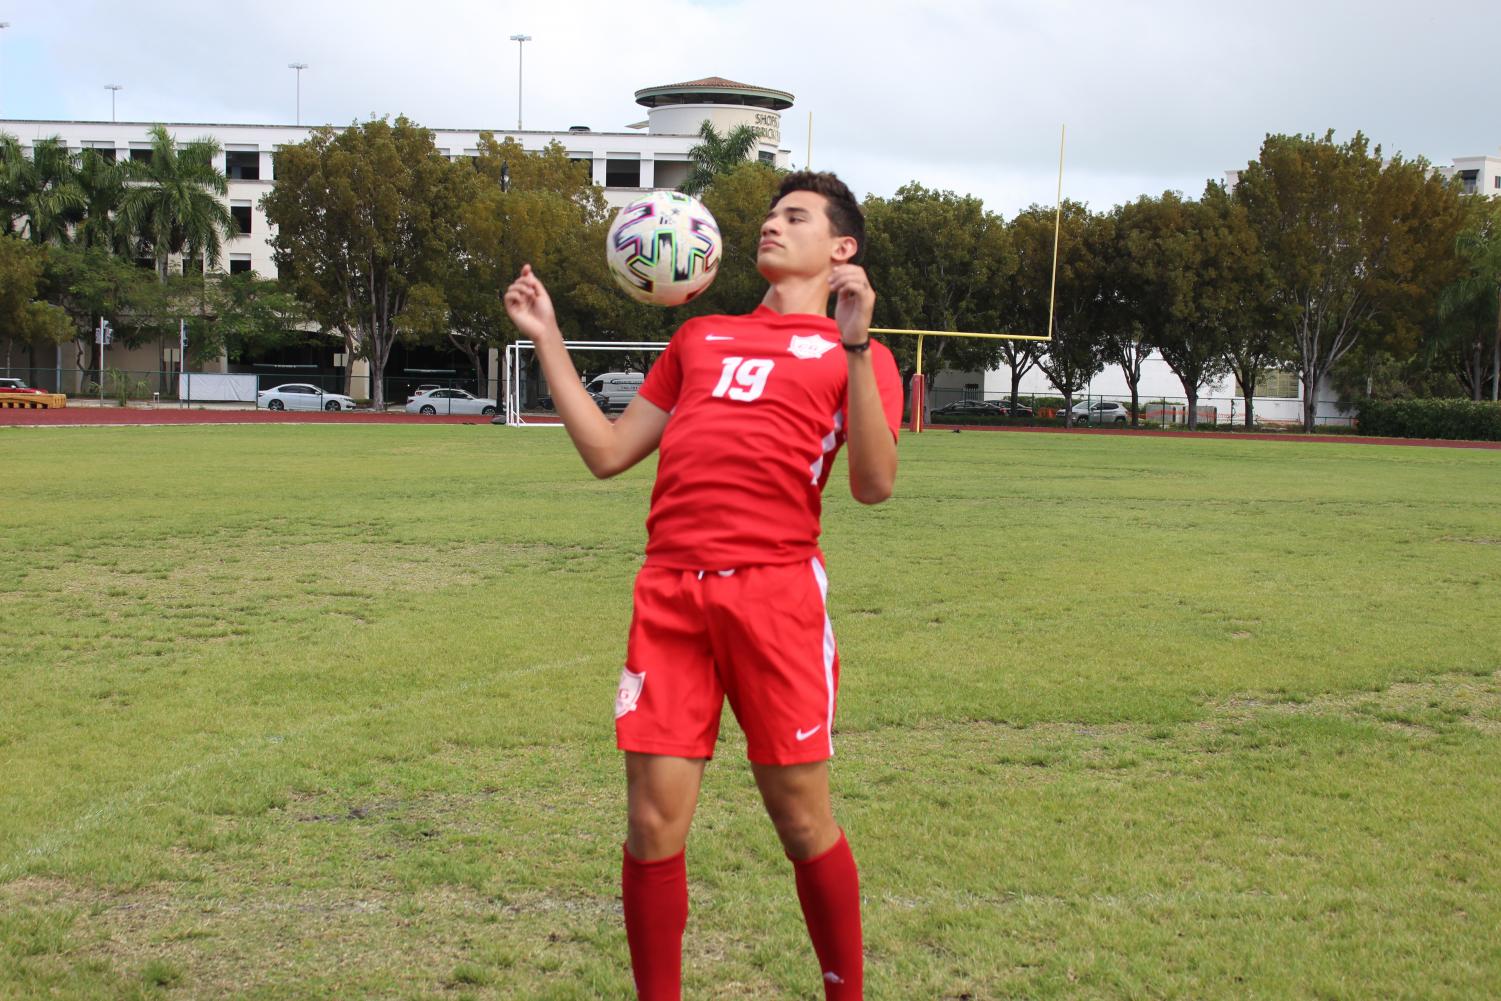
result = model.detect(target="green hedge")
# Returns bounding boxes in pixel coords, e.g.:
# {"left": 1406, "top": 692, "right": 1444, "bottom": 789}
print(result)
{"left": 1356, "top": 398, "right": 1501, "bottom": 441}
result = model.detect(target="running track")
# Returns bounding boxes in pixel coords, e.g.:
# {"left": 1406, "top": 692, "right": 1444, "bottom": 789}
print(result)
{"left": 2, "top": 406, "right": 1497, "bottom": 450}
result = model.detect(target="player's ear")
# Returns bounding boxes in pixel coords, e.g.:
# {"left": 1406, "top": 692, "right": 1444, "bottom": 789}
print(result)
{"left": 830, "top": 234, "right": 857, "bottom": 265}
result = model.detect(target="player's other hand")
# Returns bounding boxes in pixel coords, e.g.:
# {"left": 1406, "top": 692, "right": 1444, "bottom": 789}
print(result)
{"left": 830, "top": 264, "right": 875, "bottom": 347}
{"left": 503, "top": 265, "right": 560, "bottom": 342}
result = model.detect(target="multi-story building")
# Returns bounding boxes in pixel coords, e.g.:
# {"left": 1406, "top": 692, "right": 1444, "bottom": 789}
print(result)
{"left": 2, "top": 76, "right": 794, "bottom": 396}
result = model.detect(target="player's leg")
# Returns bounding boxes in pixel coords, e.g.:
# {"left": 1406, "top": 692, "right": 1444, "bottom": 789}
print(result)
{"left": 617, "top": 567, "right": 723, "bottom": 1000}
{"left": 754, "top": 761, "right": 863, "bottom": 999}
{"left": 622, "top": 752, "right": 705, "bottom": 1001}
{"left": 626, "top": 751, "right": 706, "bottom": 860}
{"left": 706, "top": 560, "right": 863, "bottom": 998}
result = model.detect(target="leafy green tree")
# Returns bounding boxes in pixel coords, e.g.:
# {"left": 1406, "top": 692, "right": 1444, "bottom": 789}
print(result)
{"left": 862, "top": 184, "right": 1016, "bottom": 391}
{"left": 38, "top": 243, "right": 165, "bottom": 387}
{"left": 0, "top": 236, "right": 73, "bottom": 371}
{"left": 118, "top": 125, "right": 239, "bottom": 282}
{"left": 262, "top": 117, "right": 475, "bottom": 407}
{"left": 177, "top": 273, "right": 311, "bottom": 367}
{"left": 1010, "top": 201, "right": 1105, "bottom": 424}
{"left": 440, "top": 136, "right": 610, "bottom": 389}
{"left": 1114, "top": 186, "right": 1260, "bottom": 428}
{"left": 681, "top": 120, "right": 764, "bottom": 197}
{"left": 1234, "top": 131, "right": 1466, "bottom": 430}
{"left": 0, "top": 135, "right": 84, "bottom": 246}
{"left": 1436, "top": 194, "right": 1501, "bottom": 400}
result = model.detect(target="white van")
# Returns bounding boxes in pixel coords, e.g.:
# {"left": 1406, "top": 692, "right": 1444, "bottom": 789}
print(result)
{"left": 584, "top": 372, "right": 644, "bottom": 412}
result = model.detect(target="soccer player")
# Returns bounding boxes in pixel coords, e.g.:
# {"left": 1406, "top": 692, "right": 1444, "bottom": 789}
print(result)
{"left": 502, "top": 171, "right": 903, "bottom": 1000}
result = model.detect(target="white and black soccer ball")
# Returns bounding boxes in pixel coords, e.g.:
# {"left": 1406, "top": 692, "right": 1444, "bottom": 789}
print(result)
{"left": 605, "top": 191, "right": 722, "bottom": 306}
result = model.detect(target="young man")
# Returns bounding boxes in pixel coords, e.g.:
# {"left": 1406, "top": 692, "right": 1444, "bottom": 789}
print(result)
{"left": 503, "top": 171, "right": 903, "bottom": 1000}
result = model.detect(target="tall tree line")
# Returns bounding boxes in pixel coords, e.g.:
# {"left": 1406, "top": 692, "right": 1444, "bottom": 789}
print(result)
{"left": 5, "top": 121, "right": 1493, "bottom": 425}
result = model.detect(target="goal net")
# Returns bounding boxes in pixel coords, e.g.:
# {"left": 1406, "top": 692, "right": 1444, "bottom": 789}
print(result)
{"left": 502, "top": 340, "right": 669, "bottom": 427}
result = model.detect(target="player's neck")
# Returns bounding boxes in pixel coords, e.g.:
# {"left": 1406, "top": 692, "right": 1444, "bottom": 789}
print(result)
{"left": 760, "top": 274, "right": 832, "bottom": 318}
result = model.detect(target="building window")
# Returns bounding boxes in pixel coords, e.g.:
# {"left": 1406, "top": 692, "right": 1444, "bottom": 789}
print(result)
{"left": 1236, "top": 369, "right": 1299, "bottom": 399}
{"left": 182, "top": 257, "right": 204, "bottom": 276}
{"left": 1458, "top": 169, "right": 1479, "bottom": 195}
{"left": 225, "top": 150, "right": 260, "bottom": 180}
{"left": 758, "top": 150, "right": 774, "bottom": 165}
{"left": 605, "top": 159, "right": 640, "bottom": 187}
{"left": 136, "top": 255, "right": 156, "bottom": 271}
{"left": 84, "top": 146, "right": 117, "bottom": 163}
{"left": 229, "top": 256, "right": 253, "bottom": 275}
{"left": 230, "top": 203, "right": 252, "bottom": 235}
{"left": 1494, "top": 176, "right": 1499, "bottom": 190}
{"left": 130, "top": 148, "right": 153, "bottom": 164}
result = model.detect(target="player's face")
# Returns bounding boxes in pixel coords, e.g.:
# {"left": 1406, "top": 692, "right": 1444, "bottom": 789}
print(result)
{"left": 757, "top": 190, "right": 855, "bottom": 280}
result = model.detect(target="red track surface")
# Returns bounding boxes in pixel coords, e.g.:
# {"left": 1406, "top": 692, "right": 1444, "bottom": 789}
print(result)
{"left": 3, "top": 406, "right": 1497, "bottom": 449}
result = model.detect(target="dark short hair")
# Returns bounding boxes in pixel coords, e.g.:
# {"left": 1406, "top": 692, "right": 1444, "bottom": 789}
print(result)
{"left": 772, "top": 170, "right": 865, "bottom": 265}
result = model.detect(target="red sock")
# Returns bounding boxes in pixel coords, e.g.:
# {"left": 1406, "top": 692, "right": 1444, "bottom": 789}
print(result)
{"left": 792, "top": 830, "right": 864, "bottom": 999}
{"left": 622, "top": 845, "right": 688, "bottom": 1001}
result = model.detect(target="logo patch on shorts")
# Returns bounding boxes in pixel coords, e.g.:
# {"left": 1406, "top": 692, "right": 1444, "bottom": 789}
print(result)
{"left": 615, "top": 667, "right": 646, "bottom": 719}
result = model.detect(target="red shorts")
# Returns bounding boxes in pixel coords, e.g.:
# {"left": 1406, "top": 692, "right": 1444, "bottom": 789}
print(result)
{"left": 615, "top": 558, "right": 839, "bottom": 766}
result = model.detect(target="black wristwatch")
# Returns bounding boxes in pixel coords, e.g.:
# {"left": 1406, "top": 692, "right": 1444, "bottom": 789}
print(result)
{"left": 843, "top": 340, "right": 872, "bottom": 353}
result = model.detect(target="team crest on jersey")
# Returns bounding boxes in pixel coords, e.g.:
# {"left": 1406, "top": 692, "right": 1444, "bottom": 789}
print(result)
{"left": 615, "top": 667, "right": 645, "bottom": 719}
{"left": 787, "top": 334, "right": 839, "bottom": 360}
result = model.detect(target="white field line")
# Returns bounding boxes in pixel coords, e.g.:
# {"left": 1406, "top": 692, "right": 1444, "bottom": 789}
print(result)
{"left": 0, "top": 652, "right": 594, "bottom": 882}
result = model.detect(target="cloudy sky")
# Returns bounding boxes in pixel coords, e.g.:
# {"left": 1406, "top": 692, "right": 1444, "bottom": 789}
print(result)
{"left": 3, "top": 0, "right": 1497, "bottom": 216}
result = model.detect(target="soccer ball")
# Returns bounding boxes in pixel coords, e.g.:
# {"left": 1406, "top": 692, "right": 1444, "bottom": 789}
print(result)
{"left": 605, "top": 191, "right": 722, "bottom": 306}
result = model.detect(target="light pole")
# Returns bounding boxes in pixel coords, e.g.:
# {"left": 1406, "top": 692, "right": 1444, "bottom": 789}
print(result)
{"left": 509, "top": 34, "right": 531, "bottom": 130}
{"left": 104, "top": 84, "right": 122, "bottom": 122}
{"left": 288, "top": 62, "right": 308, "bottom": 125}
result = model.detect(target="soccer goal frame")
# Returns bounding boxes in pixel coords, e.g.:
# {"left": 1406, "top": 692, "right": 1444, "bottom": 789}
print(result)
{"left": 501, "top": 340, "right": 670, "bottom": 427}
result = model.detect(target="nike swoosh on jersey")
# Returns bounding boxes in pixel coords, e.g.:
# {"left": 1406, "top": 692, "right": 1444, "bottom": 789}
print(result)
{"left": 795, "top": 725, "right": 823, "bottom": 741}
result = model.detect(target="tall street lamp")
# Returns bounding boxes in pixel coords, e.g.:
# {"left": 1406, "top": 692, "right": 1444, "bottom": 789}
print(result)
{"left": 105, "top": 84, "right": 122, "bottom": 122}
{"left": 509, "top": 34, "right": 531, "bottom": 131}
{"left": 288, "top": 62, "right": 308, "bottom": 125}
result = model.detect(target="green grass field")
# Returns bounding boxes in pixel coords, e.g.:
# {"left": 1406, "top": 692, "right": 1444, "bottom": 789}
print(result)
{"left": 2, "top": 426, "right": 1499, "bottom": 1000}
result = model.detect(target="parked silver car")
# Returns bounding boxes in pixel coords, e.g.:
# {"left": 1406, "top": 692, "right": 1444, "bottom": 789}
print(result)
{"left": 257, "top": 384, "right": 357, "bottom": 411}
{"left": 405, "top": 388, "right": 498, "bottom": 416}
{"left": 1061, "top": 400, "right": 1130, "bottom": 424}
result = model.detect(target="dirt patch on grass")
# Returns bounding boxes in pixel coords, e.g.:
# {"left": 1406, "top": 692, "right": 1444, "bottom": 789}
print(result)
{"left": 1207, "top": 670, "right": 1501, "bottom": 736}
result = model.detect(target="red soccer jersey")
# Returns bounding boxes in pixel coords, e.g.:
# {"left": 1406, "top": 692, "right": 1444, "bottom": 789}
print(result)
{"left": 636, "top": 306, "right": 904, "bottom": 570}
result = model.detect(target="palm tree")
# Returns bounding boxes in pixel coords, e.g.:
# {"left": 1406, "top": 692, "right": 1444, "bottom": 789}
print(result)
{"left": 680, "top": 120, "right": 764, "bottom": 196}
{"left": 118, "top": 125, "right": 238, "bottom": 281}
{"left": 0, "top": 134, "right": 85, "bottom": 245}
{"left": 75, "top": 148, "right": 133, "bottom": 256}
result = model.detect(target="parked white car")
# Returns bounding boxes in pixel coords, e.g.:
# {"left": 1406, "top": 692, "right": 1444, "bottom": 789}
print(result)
{"left": 405, "top": 388, "right": 498, "bottom": 416}
{"left": 257, "top": 384, "right": 358, "bottom": 411}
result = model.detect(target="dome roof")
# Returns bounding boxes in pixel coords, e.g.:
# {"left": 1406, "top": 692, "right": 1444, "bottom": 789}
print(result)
{"left": 634, "top": 77, "right": 794, "bottom": 111}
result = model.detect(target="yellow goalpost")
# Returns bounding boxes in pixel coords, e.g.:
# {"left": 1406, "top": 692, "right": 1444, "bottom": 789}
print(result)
{"left": 870, "top": 126, "right": 1067, "bottom": 432}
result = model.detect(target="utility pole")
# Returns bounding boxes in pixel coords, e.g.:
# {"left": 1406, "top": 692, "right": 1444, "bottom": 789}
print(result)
{"left": 105, "top": 84, "right": 122, "bottom": 122}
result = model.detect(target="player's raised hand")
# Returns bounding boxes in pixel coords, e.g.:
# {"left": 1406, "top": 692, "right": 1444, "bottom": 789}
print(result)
{"left": 503, "top": 265, "right": 561, "bottom": 342}
{"left": 830, "top": 264, "right": 875, "bottom": 347}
